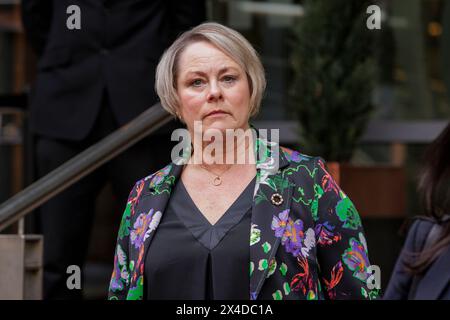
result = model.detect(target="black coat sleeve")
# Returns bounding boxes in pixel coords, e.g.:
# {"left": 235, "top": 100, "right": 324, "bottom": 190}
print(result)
{"left": 21, "top": 0, "right": 53, "bottom": 56}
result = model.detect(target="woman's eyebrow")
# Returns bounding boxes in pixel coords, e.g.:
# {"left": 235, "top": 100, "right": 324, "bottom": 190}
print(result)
{"left": 218, "top": 66, "right": 240, "bottom": 74}
{"left": 183, "top": 66, "right": 240, "bottom": 77}
{"left": 184, "top": 70, "right": 207, "bottom": 77}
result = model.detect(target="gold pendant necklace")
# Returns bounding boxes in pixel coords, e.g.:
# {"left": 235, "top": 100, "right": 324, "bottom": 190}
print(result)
{"left": 213, "top": 176, "right": 222, "bottom": 186}
{"left": 199, "top": 164, "right": 233, "bottom": 186}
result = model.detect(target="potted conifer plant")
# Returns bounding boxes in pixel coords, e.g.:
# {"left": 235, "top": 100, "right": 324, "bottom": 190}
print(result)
{"left": 289, "top": 0, "right": 406, "bottom": 218}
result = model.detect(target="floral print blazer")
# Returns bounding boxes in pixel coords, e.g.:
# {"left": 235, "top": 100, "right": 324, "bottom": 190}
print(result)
{"left": 108, "top": 136, "right": 380, "bottom": 300}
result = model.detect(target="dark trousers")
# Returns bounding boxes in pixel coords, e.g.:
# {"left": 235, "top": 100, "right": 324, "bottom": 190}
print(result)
{"left": 35, "top": 92, "right": 174, "bottom": 299}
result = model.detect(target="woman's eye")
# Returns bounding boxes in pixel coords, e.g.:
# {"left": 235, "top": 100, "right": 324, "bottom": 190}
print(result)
{"left": 191, "top": 79, "right": 204, "bottom": 87}
{"left": 222, "top": 76, "right": 236, "bottom": 83}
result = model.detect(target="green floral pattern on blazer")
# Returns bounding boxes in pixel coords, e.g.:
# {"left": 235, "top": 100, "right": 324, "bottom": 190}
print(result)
{"left": 108, "top": 136, "right": 380, "bottom": 300}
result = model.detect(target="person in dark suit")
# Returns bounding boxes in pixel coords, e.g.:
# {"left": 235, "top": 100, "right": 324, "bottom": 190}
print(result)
{"left": 21, "top": 0, "right": 205, "bottom": 299}
{"left": 384, "top": 122, "right": 450, "bottom": 300}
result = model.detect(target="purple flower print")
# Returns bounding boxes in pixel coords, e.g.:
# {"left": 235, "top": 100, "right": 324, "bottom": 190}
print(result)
{"left": 282, "top": 148, "right": 307, "bottom": 163}
{"left": 282, "top": 218, "right": 305, "bottom": 257}
{"left": 272, "top": 209, "right": 306, "bottom": 258}
{"left": 315, "top": 222, "right": 342, "bottom": 246}
{"left": 342, "top": 238, "right": 370, "bottom": 283}
{"left": 130, "top": 209, "right": 155, "bottom": 249}
{"left": 149, "top": 165, "right": 171, "bottom": 189}
{"left": 271, "top": 209, "right": 290, "bottom": 237}
{"left": 110, "top": 255, "right": 124, "bottom": 292}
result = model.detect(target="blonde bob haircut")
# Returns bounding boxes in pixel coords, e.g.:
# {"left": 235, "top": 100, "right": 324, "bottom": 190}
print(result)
{"left": 155, "top": 22, "right": 266, "bottom": 121}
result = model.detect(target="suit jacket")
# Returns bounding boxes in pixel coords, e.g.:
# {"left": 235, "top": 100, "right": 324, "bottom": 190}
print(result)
{"left": 22, "top": 0, "right": 205, "bottom": 140}
{"left": 384, "top": 218, "right": 450, "bottom": 300}
{"left": 108, "top": 136, "right": 380, "bottom": 300}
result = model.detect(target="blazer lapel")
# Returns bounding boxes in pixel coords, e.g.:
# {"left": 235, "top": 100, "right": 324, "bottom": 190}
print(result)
{"left": 415, "top": 246, "right": 450, "bottom": 299}
{"left": 249, "top": 138, "right": 292, "bottom": 300}
{"left": 127, "top": 160, "right": 184, "bottom": 299}
{"left": 137, "top": 144, "right": 194, "bottom": 275}
{"left": 139, "top": 162, "right": 184, "bottom": 268}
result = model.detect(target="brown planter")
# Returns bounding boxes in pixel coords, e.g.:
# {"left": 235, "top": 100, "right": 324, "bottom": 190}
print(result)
{"left": 326, "top": 162, "right": 407, "bottom": 218}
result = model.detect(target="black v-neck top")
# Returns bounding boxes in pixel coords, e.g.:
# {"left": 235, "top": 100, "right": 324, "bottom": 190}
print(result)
{"left": 144, "top": 177, "right": 256, "bottom": 300}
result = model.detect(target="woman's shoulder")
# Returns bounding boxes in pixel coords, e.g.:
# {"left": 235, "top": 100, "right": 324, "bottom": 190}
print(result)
{"left": 406, "top": 215, "right": 450, "bottom": 244}
{"left": 128, "top": 162, "right": 174, "bottom": 197}
{"left": 279, "top": 146, "right": 328, "bottom": 175}
{"left": 410, "top": 216, "right": 436, "bottom": 230}
{"left": 404, "top": 217, "right": 437, "bottom": 252}
{"left": 280, "top": 146, "right": 317, "bottom": 165}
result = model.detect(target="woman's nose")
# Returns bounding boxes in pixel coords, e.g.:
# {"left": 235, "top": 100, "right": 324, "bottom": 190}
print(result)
{"left": 206, "top": 81, "right": 223, "bottom": 102}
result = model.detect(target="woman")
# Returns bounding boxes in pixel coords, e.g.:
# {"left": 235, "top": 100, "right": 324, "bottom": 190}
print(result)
{"left": 108, "top": 22, "right": 379, "bottom": 300}
{"left": 384, "top": 123, "right": 450, "bottom": 300}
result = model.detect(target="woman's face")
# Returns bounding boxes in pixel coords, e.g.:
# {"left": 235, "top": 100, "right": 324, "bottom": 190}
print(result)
{"left": 176, "top": 41, "right": 251, "bottom": 136}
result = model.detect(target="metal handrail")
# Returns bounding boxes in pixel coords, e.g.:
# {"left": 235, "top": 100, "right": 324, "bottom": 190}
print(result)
{"left": 0, "top": 103, "right": 172, "bottom": 231}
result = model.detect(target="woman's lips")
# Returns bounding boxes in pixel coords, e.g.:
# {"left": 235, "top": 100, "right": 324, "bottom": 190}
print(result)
{"left": 204, "top": 110, "right": 228, "bottom": 118}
